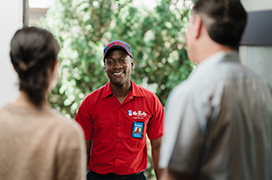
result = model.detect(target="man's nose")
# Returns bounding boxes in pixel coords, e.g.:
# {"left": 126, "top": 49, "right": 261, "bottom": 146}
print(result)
{"left": 114, "top": 61, "right": 122, "bottom": 69}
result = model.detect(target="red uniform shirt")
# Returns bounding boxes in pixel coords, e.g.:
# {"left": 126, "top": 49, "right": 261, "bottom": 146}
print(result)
{"left": 75, "top": 81, "right": 164, "bottom": 175}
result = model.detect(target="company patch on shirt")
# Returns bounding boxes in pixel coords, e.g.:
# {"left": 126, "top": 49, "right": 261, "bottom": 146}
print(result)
{"left": 127, "top": 110, "right": 147, "bottom": 119}
{"left": 132, "top": 121, "right": 144, "bottom": 138}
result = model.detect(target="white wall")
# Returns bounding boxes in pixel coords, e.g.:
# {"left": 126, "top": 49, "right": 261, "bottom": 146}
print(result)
{"left": 241, "top": 0, "right": 272, "bottom": 12}
{"left": 0, "top": 0, "right": 22, "bottom": 108}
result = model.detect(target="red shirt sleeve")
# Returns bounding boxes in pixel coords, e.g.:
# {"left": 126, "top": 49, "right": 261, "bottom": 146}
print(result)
{"left": 147, "top": 94, "right": 165, "bottom": 140}
{"left": 75, "top": 97, "right": 93, "bottom": 140}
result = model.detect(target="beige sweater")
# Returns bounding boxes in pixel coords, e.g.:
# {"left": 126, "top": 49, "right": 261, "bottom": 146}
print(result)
{"left": 0, "top": 104, "right": 86, "bottom": 180}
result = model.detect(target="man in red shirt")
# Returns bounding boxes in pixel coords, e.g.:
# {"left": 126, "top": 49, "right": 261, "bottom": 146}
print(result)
{"left": 75, "top": 40, "right": 165, "bottom": 180}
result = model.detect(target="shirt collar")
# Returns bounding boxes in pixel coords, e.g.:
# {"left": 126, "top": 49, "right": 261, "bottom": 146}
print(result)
{"left": 199, "top": 50, "right": 238, "bottom": 68}
{"left": 189, "top": 50, "right": 239, "bottom": 77}
{"left": 102, "top": 80, "right": 144, "bottom": 99}
{"left": 102, "top": 81, "right": 113, "bottom": 99}
{"left": 131, "top": 80, "right": 145, "bottom": 98}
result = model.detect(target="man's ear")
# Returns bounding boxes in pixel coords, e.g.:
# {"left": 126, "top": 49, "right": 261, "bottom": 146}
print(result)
{"left": 131, "top": 59, "right": 135, "bottom": 69}
{"left": 192, "top": 14, "right": 203, "bottom": 39}
{"left": 103, "top": 59, "right": 106, "bottom": 72}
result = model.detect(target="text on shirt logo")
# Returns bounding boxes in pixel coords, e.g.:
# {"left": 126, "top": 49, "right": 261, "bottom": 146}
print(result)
{"left": 128, "top": 110, "right": 147, "bottom": 119}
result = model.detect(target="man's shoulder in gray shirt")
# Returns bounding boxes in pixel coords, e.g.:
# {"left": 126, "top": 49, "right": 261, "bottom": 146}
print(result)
{"left": 160, "top": 51, "right": 272, "bottom": 180}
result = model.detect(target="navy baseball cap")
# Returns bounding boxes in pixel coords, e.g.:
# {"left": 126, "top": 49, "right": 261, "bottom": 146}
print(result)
{"left": 103, "top": 40, "right": 133, "bottom": 62}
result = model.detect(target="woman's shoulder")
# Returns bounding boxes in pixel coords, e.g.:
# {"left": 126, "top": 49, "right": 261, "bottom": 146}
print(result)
{"left": 46, "top": 109, "right": 82, "bottom": 133}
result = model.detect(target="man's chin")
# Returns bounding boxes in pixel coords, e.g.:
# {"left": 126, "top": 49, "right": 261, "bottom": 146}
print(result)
{"left": 110, "top": 80, "right": 124, "bottom": 86}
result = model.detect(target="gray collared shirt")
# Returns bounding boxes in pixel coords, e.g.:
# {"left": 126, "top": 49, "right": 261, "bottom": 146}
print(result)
{"left": 159, "top": 51, "right": 272, "bottom": 180}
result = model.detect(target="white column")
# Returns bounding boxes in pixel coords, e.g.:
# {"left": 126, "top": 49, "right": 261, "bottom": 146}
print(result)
{"left": 0, "top": 0, "right": 23, "bottom": 107}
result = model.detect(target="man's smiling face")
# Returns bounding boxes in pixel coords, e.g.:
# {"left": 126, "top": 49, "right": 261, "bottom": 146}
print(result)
{"left": 104, "top": 49, "right": 134, "bottom": 87}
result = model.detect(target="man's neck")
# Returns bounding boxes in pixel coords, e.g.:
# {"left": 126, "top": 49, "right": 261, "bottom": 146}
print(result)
{"left": 196, "top": 43, "right": 234, "bottom": 65}
{"left": 110, "top": 81, "right": 132, "bottom": 104}
{"left": 110, "top": 81, "right": 132, "bottom": 97}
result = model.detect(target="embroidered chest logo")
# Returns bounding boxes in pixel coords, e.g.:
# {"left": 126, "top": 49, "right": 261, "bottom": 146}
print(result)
{"left": 128, "top": 110, "right": 147, "bottom": 119}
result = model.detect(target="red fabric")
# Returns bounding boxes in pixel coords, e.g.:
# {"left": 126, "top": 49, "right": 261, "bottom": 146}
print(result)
{"left": 75, "top": 81, "right": 164, "bottom": 175}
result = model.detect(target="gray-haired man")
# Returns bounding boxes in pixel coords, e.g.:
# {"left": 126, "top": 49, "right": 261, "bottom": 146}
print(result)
{"left": 159, "top": 0, "right": 272, "bottom": 180}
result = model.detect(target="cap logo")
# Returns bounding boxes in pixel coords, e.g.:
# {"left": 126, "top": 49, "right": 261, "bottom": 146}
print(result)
{"left": 107, "top": 41, "right": 125, "bottom": 49}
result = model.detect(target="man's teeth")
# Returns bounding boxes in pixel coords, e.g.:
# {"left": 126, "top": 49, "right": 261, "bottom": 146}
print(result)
{"left": 114, "top": 72, "right": 123, "bottom": 75}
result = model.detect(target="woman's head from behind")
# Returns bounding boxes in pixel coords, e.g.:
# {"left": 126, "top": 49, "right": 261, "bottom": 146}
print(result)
{"left": 10, "top": 27, "right": 60, "bottom": 107}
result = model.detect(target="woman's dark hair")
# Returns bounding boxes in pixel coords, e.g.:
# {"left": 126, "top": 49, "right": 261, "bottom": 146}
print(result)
{"left": 10, "top": 27, "right": 60, "bottom": 106}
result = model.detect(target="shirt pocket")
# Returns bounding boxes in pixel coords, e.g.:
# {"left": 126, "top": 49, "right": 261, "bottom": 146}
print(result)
{"left": 93, "top": 118, "right": 115, "bottom": 145}
{"left": 123, "top": 118, "right": 147, "bottom": 148}
{"left": 128, "top": 114, "right": 151, "bottom": 135}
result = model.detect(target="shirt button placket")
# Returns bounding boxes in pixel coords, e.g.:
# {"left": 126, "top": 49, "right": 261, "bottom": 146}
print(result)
{"left": 116, "top": 105, "right": 122, "bottom": 172}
